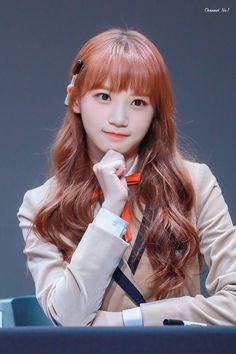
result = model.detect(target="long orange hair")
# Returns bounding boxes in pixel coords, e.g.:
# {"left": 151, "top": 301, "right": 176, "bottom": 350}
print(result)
{"left": 33, "top": 28, "right": 201, "bottom": 299}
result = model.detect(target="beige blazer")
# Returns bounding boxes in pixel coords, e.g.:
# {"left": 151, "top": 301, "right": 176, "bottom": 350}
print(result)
{"left": 17, "top": 161, "right": 236, "bottom": 326}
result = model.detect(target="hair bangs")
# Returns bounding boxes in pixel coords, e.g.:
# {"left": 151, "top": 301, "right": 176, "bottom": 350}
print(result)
{"left": 78, "top": 47, "right": 159, "bottom": 106}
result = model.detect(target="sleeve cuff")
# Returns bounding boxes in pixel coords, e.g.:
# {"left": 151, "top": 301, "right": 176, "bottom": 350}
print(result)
{"left": 93, "top": 207, "right": 128, "bottom": 238}
{"left": 122, "top": 307, "right": 143, "bottom": 326}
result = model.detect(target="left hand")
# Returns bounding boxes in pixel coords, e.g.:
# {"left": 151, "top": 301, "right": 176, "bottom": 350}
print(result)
{"left": 91, "top": 311, "right": 124, "bottom": 326}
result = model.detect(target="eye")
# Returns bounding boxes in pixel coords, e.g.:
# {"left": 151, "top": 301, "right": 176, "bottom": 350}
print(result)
{"left": 96, "top": 93, "right": 110, "bottom": 101}
{"left": 132, "top": 99, "right": 147, "bottom": 107}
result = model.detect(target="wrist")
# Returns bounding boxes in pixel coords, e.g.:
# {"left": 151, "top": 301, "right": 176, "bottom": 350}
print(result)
{"left": 93, "top": 207, "right": 128, "bottom": 238}
{"left": 102, "top": 200, "right": 126, "bottom": 216}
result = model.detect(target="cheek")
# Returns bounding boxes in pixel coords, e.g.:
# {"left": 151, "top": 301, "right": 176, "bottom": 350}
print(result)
{"left": 80, "top": 102, "right": 105, "bottom": 128}
{"left": 80, "top": 108, "right": 99, "bottom": 132}
{"left": 133, "top": 117, "right": 153, "bottom": 138}
{"left": 133, "top": 108, "right": 154, "bottom": 134}
{"left": 80, "top": 115, "right": 104, "bottom": 144}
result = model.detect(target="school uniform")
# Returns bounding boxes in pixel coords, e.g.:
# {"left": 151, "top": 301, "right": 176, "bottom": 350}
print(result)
{"left": 17, "top": 159, "right": 236, "bottom": 326}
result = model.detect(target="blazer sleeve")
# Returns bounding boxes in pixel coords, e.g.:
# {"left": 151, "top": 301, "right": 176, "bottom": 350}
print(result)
{"left": 17, "top": 179, "right": 129, "bottom": 326}
{"left": 140, "top": 163, "right": 236, "bottom": 325}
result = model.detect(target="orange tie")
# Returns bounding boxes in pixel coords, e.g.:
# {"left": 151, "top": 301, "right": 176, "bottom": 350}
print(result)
{"left": 91, "top": 173, "right": 141, "bottom": 242}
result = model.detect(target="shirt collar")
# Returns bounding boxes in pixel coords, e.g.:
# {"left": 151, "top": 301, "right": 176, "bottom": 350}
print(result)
{"left": 125, "top": 155, "right": 139, "bottom": 176}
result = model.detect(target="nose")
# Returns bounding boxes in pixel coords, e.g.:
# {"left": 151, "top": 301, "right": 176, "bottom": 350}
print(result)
{"left": 108, "top": 103, "right": 128, "bottom": 127}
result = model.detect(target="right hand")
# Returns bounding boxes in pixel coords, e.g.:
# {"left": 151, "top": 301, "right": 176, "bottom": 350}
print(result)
{"left": 92, "top": 149, "right": 128, "bottom": 216}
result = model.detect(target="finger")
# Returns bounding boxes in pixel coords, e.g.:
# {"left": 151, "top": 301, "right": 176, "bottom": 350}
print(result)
{"left": 113, "top": 160, "right": 126, "bottom": 176}
{"left": 94, "top": 159, "right": 125, "bottom": 175}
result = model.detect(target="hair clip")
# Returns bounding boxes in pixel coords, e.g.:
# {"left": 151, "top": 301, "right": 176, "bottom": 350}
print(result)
{"left": 64, "top": 59, "right": 83, "bottom": 106}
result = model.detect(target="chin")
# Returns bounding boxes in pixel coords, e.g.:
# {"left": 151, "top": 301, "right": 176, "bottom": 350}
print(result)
{"left": 108, "top": 146, "right": 128, "bottom": 154}
{"left": 97, "top": 141, "right": 135, "bottom": 157}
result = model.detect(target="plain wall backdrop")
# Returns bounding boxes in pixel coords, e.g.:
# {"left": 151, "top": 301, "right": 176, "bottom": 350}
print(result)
{"left": 0, "top": 0, "right": 235, "bottom": 297}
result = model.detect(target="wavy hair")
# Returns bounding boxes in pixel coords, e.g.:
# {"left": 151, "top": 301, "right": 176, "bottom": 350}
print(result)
{"left": 33, "top": 28, "right": 201, "bottom": 299}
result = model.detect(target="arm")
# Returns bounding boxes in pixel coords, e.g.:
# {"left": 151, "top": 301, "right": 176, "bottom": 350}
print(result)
{"left": 17, "top": 182, "right": 129, "bottom": 326}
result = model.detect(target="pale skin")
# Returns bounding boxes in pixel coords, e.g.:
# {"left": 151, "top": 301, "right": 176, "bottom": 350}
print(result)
{"left": 73, "top": 84, "right": 154, "bottom": 325}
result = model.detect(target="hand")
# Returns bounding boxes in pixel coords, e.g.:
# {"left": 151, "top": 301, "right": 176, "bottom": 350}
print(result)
{"left": 91, "top": 310, "right": 124, "bottom": 327}
{"left": 93, "top": 150, "right": 128, "bottom": 216}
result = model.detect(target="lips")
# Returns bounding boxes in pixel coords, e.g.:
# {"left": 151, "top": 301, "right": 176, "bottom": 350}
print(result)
{"left": 104, "top": 131, "right": 129, "bottom": 138}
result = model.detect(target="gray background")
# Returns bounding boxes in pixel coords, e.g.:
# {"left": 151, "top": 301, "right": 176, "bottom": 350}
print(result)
{"left": 0, "top": 0, "right": 235, "bottom": 297}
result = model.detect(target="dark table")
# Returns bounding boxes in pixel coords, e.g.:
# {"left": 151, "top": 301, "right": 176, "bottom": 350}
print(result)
{"left": 0, "top": 326, "right": 235, "bottom": 354}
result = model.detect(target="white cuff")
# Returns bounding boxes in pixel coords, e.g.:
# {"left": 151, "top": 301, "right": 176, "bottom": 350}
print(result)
{"left": 93, "top": 207, "right": 128, "bottom": 238}
{"left": 122, "top": 307, "right": 143, "bottom": 326}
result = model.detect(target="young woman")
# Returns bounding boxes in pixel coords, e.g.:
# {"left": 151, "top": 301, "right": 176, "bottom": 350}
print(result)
{"left": 18, "top": 28, "right": 236, "bottom": 326}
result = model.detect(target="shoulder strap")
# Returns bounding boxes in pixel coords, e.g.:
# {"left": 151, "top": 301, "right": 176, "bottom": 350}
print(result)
{"left": 127, "top": 205, "right": 153, "bottom": 274}
{"left": 112, "top": 267, "right": 146, "bottom": 306}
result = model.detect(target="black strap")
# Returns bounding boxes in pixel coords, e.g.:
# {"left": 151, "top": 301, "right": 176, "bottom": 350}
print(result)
{"left": 112, "top": 267, "right": 146, "bottom": 306}
{"left": 127, "top": 205, "right": 153, "bottom": 274}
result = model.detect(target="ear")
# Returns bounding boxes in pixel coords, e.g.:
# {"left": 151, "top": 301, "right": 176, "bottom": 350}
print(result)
{"left": 73, "top": 99, "right": 81, "bottom": 114}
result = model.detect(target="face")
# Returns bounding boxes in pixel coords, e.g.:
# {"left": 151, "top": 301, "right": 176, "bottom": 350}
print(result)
{"left": 73, "top": 84, "right": 154, "bottom": 166}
